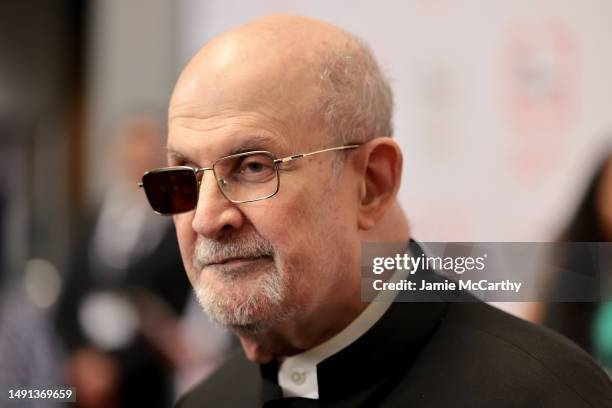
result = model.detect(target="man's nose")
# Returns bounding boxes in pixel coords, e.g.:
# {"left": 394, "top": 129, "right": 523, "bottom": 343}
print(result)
{"left": 191, "top": 170, "right": 244, "bottom": 239}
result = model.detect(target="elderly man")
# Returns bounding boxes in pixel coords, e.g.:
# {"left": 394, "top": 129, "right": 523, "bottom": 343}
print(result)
{"left": 139, "top": 14, "right": 612, "bottom": 407}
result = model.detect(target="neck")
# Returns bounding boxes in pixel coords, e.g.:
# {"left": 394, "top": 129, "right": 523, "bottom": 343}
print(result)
{"left": 236, "top": 298, "right": 367, "bottom": 363}
{"left": 237, "top": 201, "right": 411, "bottom": 364}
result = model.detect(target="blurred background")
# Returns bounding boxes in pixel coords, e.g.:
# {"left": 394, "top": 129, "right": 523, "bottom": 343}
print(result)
{"left": 1, "top": 0, "right": 611, "bottom": 406}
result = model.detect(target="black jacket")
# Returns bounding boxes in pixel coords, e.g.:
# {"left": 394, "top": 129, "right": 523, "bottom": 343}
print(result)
{"left": 176, "top": 242, "right": 612, "bottom": 407}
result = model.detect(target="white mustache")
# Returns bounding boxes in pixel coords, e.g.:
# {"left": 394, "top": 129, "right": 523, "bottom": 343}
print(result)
{"left": 192, "top": 234, "right": 275, "bottom": 271}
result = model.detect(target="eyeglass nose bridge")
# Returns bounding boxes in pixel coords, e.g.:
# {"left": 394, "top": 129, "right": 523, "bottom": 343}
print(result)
{"left": 194, "top": 166, "right": 232, "bottom": 198}
{"left": 194, "top": 166, "right": 214, "bottom": 181}
{"left": 194, "top": 166, "right": 217, "bottom": 190}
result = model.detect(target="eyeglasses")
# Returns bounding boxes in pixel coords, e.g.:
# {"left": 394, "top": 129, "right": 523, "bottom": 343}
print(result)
{"left": 139, "top": 144, "right": 360, "bottom": 215}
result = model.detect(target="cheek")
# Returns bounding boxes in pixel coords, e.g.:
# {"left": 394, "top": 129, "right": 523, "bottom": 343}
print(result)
{"left": 241, "top": 184, "right": 315, "bottom": 269}
{"left": 250, "top": 179, "right": 340, "bottom": 265}
{"left": 245, "top": 199, "right": 305, "bottom": 255}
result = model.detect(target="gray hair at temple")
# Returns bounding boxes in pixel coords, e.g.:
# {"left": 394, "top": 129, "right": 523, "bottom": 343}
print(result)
{"left": 316, "top": 34, "right": 394, "bottom": 146}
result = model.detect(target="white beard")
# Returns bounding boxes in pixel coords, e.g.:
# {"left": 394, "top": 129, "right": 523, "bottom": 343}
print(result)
{"left": 191, "top": 234, "right": 295, "bottom": 333}
{"left": 194, "top": 264, "right": 290, "bottom": 331}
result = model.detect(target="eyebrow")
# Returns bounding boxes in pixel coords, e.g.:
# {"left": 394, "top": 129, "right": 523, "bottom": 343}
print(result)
{"left": 165, "top": 148, "right": 191, "bottom": 164}
{"left": 227, "top": 135, "right": 289, "bottom": 156}
{"left": 166, "top": 134, "right": 291, "bottom": 164}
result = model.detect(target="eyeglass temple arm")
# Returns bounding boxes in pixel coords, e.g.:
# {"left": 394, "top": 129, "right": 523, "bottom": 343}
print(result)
{"left": 274, "top": 144, "right": 360, "bottom": 164}
{"left": 137, "top": 146, "right": 361, "bottom": 186}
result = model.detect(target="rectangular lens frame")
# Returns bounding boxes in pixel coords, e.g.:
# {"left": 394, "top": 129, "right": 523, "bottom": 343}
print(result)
{"left": 142, "top": 166, "right": 199, "bottom": 215}
{"left": 212, "top": 150, "right": 280, "bottom": 204}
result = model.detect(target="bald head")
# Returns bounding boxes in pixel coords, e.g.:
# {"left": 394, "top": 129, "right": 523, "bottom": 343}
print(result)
{"left": 170, "top": 14, "right": 393, "bottom": 148}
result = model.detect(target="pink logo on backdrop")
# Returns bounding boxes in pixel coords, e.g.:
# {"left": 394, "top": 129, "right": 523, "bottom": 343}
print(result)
{"left": 502, "top": 21, "right": 580, "bottom": 185}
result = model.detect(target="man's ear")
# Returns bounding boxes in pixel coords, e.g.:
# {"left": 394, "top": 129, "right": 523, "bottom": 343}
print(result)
{"left": 356, "top": 137, "right": 403, "bottom": 230}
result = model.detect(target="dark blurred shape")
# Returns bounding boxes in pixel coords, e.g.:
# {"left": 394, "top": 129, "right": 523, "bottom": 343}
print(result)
{"left": 54, "top": 114, "right": 191, "bottom": 408}
{"left": 0, "top": 130, "right": 65, "bottom": 405}
{"left": 559, "top": 152, "right": 611, "bottom": 243}
{"left": 0, "top": 117, "right": 32, "bottom": 291}
{"left": 544, "top": 146, "right": 612, "bottom": 372}
{"left": 0, "top": 0, "right": 87, "bottom": 289}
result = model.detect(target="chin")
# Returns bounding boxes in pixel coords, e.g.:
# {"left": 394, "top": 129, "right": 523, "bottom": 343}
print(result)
{"left": 193, "top": 265, "right": 295, "bottom": 333}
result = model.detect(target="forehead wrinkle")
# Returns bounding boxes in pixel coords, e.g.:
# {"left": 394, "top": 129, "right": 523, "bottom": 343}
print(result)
{"left": 170, "top": 118, "right": 236, "bottom": 135}
{"left": 169, "top": 91, "right": 294, "bottom": 129}
{"left": 170, "top": 111, "right": 289, "bottom": 134}
{"left": 168, "top": 102, "right": 234, "bottom": 123}
{"left": 168, "top": 104, "right": 301, "bottom": 153}
{"left": 168, "top": 119, "right": 291, "bottom": 152}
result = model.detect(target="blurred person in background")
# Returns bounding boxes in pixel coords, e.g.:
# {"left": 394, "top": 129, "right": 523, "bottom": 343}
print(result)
{"left": 54, "top": 114, "right": 193, "bottom": 408}
{"left": 0, "top": 275, "right": 65, "bottom": 408}
{"left": 542, "top": 147, "right": 612, "bottom": 374}
{"left": 0, "top": 186, "right": 65, "bottom": 407}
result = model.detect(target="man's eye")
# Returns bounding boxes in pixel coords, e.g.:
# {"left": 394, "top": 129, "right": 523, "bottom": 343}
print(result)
{"left": 229, "top": 155, "right": 276, "bottom": 183}
{"left": 241, "top": 161, "right": 265, "bottom": 173}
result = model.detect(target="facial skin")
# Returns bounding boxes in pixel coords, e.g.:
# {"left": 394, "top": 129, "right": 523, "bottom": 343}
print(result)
{"left": 168, "top": 14, "right": 410, "bottom": 363}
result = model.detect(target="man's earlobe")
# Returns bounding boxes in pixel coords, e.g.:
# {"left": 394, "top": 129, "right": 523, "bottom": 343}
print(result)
{"left": 357, "top": 138, "right": 402, "bottom": 230}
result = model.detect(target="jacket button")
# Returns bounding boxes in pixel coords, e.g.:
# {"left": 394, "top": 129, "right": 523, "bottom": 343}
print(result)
{"left": 290, "top": 371, "right": 306, "bottom": 385}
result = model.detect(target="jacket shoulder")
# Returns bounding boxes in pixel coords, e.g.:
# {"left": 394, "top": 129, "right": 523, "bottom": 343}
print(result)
{"left": 175, "top": 350, "right": 261, "bottom": 408}
{"left": 418, "top": 302, "right": 612, "bottom": 407}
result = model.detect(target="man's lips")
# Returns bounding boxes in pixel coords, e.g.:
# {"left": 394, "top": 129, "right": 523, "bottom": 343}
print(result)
{"left": 203, "top": 255, "right": 271, "bottom": 268}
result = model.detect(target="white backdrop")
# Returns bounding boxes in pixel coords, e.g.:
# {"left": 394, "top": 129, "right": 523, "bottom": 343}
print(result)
{"left": 177, "top": 0, "right": 612, "bottom": 242}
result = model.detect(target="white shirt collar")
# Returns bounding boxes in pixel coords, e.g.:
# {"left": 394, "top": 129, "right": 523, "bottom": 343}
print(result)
{"left": 278, "top": 264, "right": 408, "bottom": 399}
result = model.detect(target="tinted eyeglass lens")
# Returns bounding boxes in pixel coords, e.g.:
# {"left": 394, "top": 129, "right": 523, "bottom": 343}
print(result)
{"left": 142, "top": 169, "right": 198, "bottom": 214}
{"left": 214, "top": 153, "right": 279, "bottom": 202}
